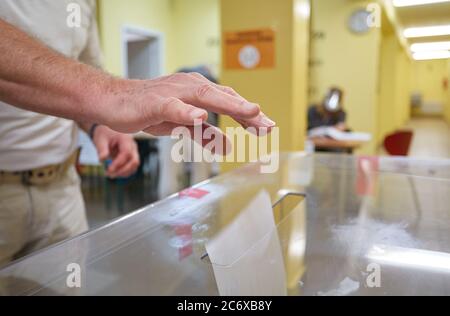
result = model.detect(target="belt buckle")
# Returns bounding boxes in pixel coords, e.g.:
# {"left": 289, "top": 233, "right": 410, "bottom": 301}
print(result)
{"left": 21, "top": 171, "right": 33, "bottom": 186}
{"left": 21, "top": 168, "right": 57, "bottom": 186}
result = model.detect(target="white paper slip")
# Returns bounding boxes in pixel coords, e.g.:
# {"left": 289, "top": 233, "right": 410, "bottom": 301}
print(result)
{"left": 308, "top": 126, "right": 372, "bottom": 142}
{"left": 205, "top": 190, "right": 287, "bottom": 296}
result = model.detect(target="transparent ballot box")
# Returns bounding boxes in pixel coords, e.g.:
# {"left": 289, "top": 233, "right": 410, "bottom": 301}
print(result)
{"left": 1, "top": 153, "right": 450, "bottom": 296}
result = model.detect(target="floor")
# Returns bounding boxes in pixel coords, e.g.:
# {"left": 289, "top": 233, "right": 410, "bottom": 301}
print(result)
{"left": 406, "top": 117, "right": 450, "bottom": 159}
{"left": 81, "top": 174, "right": 161, "bottom": 229}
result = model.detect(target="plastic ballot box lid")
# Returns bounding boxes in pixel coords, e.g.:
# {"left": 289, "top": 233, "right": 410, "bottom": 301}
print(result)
{"left": 1, "top": 153, "right": 450, "bottom": 296}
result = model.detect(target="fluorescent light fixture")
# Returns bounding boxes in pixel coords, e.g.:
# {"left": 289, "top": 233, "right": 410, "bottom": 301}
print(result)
{"left": 294, "top": 1, "right": 310, "bottom": 18}
{"left": 404, "top": 25, "right": 450, "bottom": 38}
{"left": 367, "top": 244, "right": 450, "bottom": 273}
{"left": 413, "top": 50, "right": 450, "bottom": 60}
{"left": 411, "top": 41, "right": 450, "bottom": 52}
{"left": 393, "top": 0, "right": 450, "bottom": 7}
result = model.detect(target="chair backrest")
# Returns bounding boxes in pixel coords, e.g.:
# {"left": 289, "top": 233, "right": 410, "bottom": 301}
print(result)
{"left": 383, "top": 130, "right": 414, "bottom": 156}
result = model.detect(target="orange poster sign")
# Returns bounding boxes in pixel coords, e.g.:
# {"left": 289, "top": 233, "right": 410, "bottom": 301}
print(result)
{"left": 224, "top": 29, "right": 275, "bottom": 70}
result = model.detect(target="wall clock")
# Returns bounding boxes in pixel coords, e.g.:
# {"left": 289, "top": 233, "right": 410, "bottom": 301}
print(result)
{"left": 348, "top": 9, "right": 371, "bottom": 34}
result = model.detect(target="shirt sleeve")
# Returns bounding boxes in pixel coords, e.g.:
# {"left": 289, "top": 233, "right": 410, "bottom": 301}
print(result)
{"left": 78, "top": 1, "right": 103, "bottom": 69}
{"left": 337, "top": 111, "right": 347, "bottom": 124}
{"left": 307, "top": 106, "right": 320, "bottom": 130}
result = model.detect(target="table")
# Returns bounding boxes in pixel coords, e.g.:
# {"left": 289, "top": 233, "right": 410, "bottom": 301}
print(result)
{"left": 309, "top": 136, "right": 365, "bottom": 152}
{"left": 1, "top": 153, "right": 450, "bottom": 295}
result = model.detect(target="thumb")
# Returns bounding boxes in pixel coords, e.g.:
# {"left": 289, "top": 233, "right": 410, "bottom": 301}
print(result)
{"left": 94, "top": 133, "right": 110, "bottom": 161}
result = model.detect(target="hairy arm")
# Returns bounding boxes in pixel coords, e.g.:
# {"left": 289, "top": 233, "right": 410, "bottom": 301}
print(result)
{"left": 0, "top": 18, "right": 113, "bottom": 126}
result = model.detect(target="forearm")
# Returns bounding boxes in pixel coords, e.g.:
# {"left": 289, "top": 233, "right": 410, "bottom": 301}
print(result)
{"left": 0, "top": 18, "right": 115, "bottom": 125}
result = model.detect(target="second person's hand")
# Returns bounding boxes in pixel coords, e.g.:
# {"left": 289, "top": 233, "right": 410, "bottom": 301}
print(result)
{"left": 92, "top": 125, "right": 140, "bottom": 178}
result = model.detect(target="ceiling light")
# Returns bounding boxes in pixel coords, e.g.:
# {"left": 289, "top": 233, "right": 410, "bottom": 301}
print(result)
{"left": 411, "top": 41, "right": 450, "bottom": 52}
{"left": 413, "top": 50, "right": 450, "bottom": 60}
{"left": 404, "top": 25, "right": 450, "bottom": 38}
{"left": 294, "top": 1, "right": 310, "bottom": 18}
{"left": 393, "top": 0, "right": 450, "bottom": 7}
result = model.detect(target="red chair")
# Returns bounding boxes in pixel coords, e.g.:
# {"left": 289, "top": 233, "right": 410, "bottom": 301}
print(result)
{"left": 383, "top": 130, "right": 414, "bottom": 156}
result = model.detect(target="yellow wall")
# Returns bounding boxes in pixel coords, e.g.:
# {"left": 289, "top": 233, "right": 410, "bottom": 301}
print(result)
{"left": 292, "top": 0, "right": 310, "bottom": 152}
{"left": 309, "top": 0, "right": 381, "bottom": 154}
{"left": 98, "top": 0, "right": 176, "bottom": 76}
{"left": 394, "top": 49, "right": 411, "bottom": 127}
{"left": 98, "top": 0, "right": 220, "bottom": 76}
{"left": 411, "top": 59, "right": 448, "bottom": 116}
{"left": 401, "top": 56, "right": 412, "bottom": 124}
{"left": 219, "top": 0, "right": 310, "bottom": 172}
{"left": 377, "top": 26, "right": 412, "bottom": 145}
{"left": 377, "top": 32, "right": 398, "bottom": 144}
{"left": 447, "top": 60, "right": 450, "bottom": 124}
{"left": 172, "top": 0, "right": 221, "bottom": 75}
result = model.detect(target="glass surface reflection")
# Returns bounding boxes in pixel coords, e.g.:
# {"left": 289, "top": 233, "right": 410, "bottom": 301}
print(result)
{"left": 0, "top": 153, "right": 449, "bottom": 296}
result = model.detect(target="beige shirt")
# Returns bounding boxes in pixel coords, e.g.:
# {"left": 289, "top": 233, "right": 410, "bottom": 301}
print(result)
{"left": 0, "top": 0, "right": 102, "bottom": 171}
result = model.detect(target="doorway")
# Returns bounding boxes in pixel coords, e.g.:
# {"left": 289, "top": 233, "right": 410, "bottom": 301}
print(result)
{"left": 122, "top": 25, "right": 163, "bottom": 80}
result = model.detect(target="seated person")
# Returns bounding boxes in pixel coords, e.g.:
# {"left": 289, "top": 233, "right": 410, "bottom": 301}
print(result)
{"left": 308, "top": 87, "right": 347, "bottom": 132}
{"left": 308, "top": 88, "right": 350, "bottom": 153}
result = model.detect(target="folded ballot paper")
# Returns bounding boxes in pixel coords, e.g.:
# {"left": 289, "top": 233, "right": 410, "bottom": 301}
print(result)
{"left": 205, "top": 190, "right": 287, "bottom": 296}
{"left": 308, "top": 126, "right": 372, "bottom": 142}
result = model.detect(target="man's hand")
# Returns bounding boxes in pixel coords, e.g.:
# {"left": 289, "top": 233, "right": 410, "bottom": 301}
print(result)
{"left": 99, "top": 73, "right": 275, "bottom": 136}
{"left": 91, "top": 125, "right": 140, "bottom": 178}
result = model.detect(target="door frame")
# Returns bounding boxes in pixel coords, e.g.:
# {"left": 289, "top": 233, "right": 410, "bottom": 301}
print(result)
{"left": 121, "top": 24, "right": 165, "bottom": 79}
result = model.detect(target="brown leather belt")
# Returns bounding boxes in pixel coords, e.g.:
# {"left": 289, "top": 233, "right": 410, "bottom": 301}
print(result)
{"left": 0, "top": 150, "right": 79, "bottom": 186}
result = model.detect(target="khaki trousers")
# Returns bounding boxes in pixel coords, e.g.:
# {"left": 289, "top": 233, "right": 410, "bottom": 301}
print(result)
{"left": 0, "top": 166, "right": 88, "bottom": 269}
